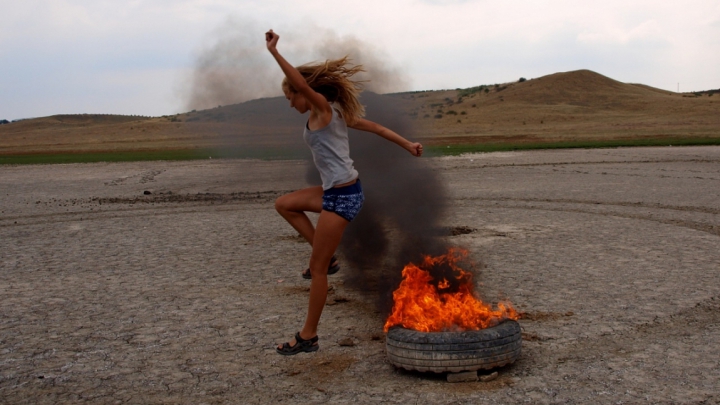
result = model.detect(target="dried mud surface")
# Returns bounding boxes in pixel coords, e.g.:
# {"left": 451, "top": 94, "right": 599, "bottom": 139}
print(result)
{"left": 1, "top": 146, "right": 719, "bottom": 404}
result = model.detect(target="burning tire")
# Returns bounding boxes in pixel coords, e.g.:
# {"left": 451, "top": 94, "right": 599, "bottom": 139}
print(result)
{"left": 386, "top": 320, "right": 521, "bottom": 373}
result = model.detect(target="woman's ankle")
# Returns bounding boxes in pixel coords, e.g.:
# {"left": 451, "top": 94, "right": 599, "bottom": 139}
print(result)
{"left": 299, "top": 329, "right": 317, "bottom": 340}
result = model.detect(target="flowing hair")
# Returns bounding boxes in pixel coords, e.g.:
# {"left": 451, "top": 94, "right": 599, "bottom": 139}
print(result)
{"left": 282, "top": 56, "right": 366, "bottom": 125}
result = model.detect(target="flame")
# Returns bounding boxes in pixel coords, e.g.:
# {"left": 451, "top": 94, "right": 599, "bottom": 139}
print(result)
{"left": 384, "top": 248, "right": 518, "bottom": 332}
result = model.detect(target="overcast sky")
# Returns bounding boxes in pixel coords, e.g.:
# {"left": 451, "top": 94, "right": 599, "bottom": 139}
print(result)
{"left": 1, "top": 0, "right": 719, "bottom": 120}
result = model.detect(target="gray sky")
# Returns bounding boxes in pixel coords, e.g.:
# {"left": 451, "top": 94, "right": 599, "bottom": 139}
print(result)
{"left": 1, "top": 0, "right": 719, "bottom": 120}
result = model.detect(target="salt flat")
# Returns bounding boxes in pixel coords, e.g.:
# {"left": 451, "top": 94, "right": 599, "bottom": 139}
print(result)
{"left": 1, "top": 146, "right": 719, "bottom": 404}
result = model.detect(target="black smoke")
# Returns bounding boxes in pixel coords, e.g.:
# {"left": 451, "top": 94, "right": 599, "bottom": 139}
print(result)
{"left": 184, "top": 20, "right": 466, "bottom": 315}
{"left": 331, "top": 93, "right": 460, "bottom": 313}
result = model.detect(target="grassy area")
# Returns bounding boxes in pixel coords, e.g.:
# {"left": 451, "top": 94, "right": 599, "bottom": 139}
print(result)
{"left": 2, "top": 137, "right": 719, "bottom": 165}
{"left": 0, "top": 150, "right": 207, "bottom": 165}
{"left": 425, "top": 137, "right": 720, "bottom": 156}
{"left": 0, "top": 147, "right": 310, "bottom": 165}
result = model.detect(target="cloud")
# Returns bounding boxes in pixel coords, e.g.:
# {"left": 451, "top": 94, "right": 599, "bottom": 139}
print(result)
{"left": 2, "top": 0, "right": 719, "bottom": 119}
{"left": 577, "top": 20, "right": 666, "bottom": 45}
{"left": 414, "top": 0, "right": 479, "bottom": 4}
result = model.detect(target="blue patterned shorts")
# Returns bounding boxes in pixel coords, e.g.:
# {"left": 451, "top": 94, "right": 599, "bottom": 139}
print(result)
{"left": 322, "top": 179, "right": 364, "bottom": 222}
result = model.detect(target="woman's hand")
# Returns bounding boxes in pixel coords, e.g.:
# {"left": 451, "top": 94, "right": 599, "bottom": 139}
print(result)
{"left": 265, "top": 29, "right": 279, "bottom": 52}
{"left": 408, "top": 142, "right": 423, "bottom": 157}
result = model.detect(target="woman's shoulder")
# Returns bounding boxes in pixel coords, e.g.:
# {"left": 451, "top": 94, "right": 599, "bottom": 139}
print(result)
{"left": 331, "top": 106, "right": 348, "bottom": 123}
{"left": 330, "top": 105, "right": 341, "bottom": 116}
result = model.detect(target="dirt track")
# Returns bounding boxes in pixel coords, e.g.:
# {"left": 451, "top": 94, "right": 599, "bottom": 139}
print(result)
{"left": 1, "top": 146, "right": 719, "bottom": 404}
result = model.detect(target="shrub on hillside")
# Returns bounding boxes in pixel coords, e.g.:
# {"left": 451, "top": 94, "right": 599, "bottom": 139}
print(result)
{"left": 457, "top": 84, "right": 490, "bottom": 98}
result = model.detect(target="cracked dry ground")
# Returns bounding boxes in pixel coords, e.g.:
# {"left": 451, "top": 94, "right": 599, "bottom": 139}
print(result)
{"left": 1, "top": 146, "right": 719, "bottom": 404}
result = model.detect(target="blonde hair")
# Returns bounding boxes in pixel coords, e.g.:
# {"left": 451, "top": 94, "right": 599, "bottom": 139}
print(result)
{"left": 282, "top": 56, "right": 365, "bottom": 124}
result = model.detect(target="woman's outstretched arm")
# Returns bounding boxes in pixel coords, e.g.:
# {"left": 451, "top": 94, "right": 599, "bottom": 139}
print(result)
{"left": 349, "top": 118, "right": 423, "bottom": 157}
{"left": 265, "top": 30, "right": 331, "bottom": 116}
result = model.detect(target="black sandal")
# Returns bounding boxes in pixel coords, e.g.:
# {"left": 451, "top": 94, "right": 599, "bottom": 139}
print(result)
{"left": 276, "top": 332, "right": 319, "bottom": 356}
{"left": 302, "top": 256, "right": 340, "bottom": 279}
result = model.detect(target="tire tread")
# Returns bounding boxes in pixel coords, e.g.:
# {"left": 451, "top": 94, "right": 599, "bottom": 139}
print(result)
{"left": 385, "top": 320, "right": 522, "bottom": 373}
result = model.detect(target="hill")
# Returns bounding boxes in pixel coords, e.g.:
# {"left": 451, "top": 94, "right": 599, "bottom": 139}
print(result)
{"left": 389, "top": 70, "right": 719, "bottom": 146}
{"left": 1, "top": 70, "right": 718, "bottom": 157}
{"left": 0, "top": 99, "right": 307, "bottom": 156}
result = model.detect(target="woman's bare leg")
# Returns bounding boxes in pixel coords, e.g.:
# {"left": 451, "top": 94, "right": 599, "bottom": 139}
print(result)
{"left": 302, "top": 210, "right": 348, "bottom": 337}
{"left": 274, "top": 186, "right": 323, "bottom": 244}
{"left": 279, "top": 210, "right": 349, "bottom": 347}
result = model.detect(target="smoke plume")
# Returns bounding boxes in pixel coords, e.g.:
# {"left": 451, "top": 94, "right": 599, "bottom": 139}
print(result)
{"left": 185, "top": 19, "right": 279, "bottom": 111}
{"left": 185, "top": 18, "right": 409, "bottom": 111}
{"left": 332, "top": 93, "right": 456, "bottom": 313}
{"left": 184, "top": 18, "right": 466, "bottom": 315}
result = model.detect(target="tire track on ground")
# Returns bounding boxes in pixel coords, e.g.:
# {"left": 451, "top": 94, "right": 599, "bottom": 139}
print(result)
{"left": 458, "top": 197, "right": 720, "bottom": 215}
{"left": 443, "top": 158, "right": 720, "bottom": 170}
{"left": 0, "top": 191, "right": 288, "bottom": 227}
{"left": 458, "top": 197, "right": 720, "bottom": 237}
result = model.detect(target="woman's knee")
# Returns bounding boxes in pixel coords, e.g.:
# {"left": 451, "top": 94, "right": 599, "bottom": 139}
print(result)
{"left": 274, "top": 196, "right": 283, "bottom": 213}
{"left": 308, "top": 256, "right": 330, "bottom": 277}
{"left": 275, "top": 194, "right": 291, "bottom": 214}
{"left": 276, "top": 188, "right": 322, "bottom": 215}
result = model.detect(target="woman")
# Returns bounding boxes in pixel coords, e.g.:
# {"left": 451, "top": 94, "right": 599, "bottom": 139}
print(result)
{"left": 266, "top": 30, "right": 422, "bottom": 355}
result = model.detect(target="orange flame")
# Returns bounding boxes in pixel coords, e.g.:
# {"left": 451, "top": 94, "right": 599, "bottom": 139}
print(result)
{"left": 383, "top": 248, "right": 518, "bottom": 332}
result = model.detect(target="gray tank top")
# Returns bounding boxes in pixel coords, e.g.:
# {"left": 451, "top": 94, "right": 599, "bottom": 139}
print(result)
{"left": 303, "top": 108, "right": 359, "bottom": 190}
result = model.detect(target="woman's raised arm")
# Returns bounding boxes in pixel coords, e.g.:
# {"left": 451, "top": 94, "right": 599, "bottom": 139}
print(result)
{"left": 265, "top": 30, "right": 331, "bottom": 116}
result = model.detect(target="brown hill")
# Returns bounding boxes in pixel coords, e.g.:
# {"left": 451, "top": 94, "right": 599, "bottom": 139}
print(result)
{"left": 393, "top": 70, "right": 719, "bottom": 145}
{"left": 0, "top": 98, "right": 307, "bottom": 155}
{"left": 1, "top": 70, "right": 718, "bottom": 155}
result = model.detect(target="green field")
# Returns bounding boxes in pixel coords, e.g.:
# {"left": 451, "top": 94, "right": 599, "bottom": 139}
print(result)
{"left": 425, "top": 137, "right": 720, "bottom": 156}
{"left": 0, "top": 147, "right": 311, "bottom": 165}
{"left": 2, "top": 137, "right": 719, "bottom": 165}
